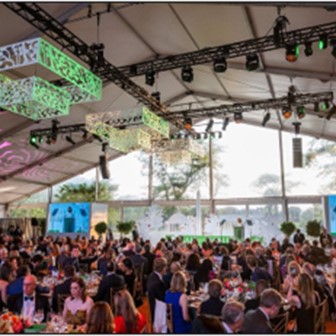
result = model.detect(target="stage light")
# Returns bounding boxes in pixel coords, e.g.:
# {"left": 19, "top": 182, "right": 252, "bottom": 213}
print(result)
{"left": 304, "top": 41, "right": 313, "bottom": 57}
{"left": 326, "top": 105, "right": 336, "bottom": 120}
{"left": 206, "top": 119, "right": 214, "bottom": 133}
{"left": 318, "top": 34, "right": 328, "bottom": 50}
{"left": 282, "top": 107, "right": 292, "bottom": 119}
{"left": 245, "top": 54, "right": 259, "bottom": 71}
{"left": 145, "top": 70, "right": 155, "bottom": 86}
{"left": 65, "top": 135, "right": 76, "bottom": 145}
{"left": 314, "top": 102, "right": 320, "bottom": 112}
{"left": 286, "top": 44, "right": 299, "bottom": 62}
{"left": 222, "top": 117, "right": 230, "bottom": 131}
{"left": 29, "top": 134, "right": 39, "bottom": 149}
{"left": 213, "top": 58, "right": 227, "bottom": 73}
{"left": 184, "top": 117, "right": 193, "bottom": 130}
{"left": 151, "top": 91, "right": 161, "bottom": 102}
{"left": 296, "top": 106, "right": 305, "bottom": 119}
{"left": 234, "top": 112, "right": 243, "bottom": 123}
{"left": 181, "top": 66, "right": 193, "bottom": 83}
{"left": 262, "top": 112, "right": 271, "bottom": 127}
{"left": 292, "top": 121, "right": 301, "bottom": 135}
{"left": 82, "top": 129, "right": 89, "bottom": 139}
{"left": 322, "top": 100, "right": 330, "bottom": 110}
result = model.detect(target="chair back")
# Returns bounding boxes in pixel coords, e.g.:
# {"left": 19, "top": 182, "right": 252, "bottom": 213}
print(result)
{"left": 166, "top": 303, "right": 174, "bottom": 333}
{"left": 271, "top": 311, "right": 288, "bottom": 334}
{"left": 314, "top": 299, "right": 327, "bottom": 333}
{"left": 57, "top": 293, "right": 68, "bottom": 313}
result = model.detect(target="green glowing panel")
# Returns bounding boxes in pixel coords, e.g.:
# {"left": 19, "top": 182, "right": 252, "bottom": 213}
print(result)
{"left": 108, "top": 128, "right": 152, "bottom": 153}
{"left": 0, "top": 38, "right": 102, "bottom": 106}
{"left": 142, "top": 106, "right": 170, "bottom": 138}
{"left": 38, "top": 39, "right": 102, "bottom": 101}
{"left": 0, "top": 76, "right": 71, "bottom": 120}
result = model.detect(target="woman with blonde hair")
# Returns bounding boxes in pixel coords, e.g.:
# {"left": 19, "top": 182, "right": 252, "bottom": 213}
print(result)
{"left": 113, "top": 289, "right": 146, "bottom": 333}
{"left": 281, "top": 260, "right": 302, "bottom": 294}
{"left": 86, "top": 301, "right": 114, "bottom": 334}
{"left": 287, "top": 273, "right": 319, "bottom": 333}
{"left": 164, "top": 271, "right": 192, "bottom": 333}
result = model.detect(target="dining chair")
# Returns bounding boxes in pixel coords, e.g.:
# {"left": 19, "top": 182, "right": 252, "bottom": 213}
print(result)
{"left": 314, "top": 299, "right": 327, "bottom": 333}
{"left": 270, "top": 311, "right": 289, "bottom": 334}
{"left": 166, "top": 303, "right": 174, "bottom": 333}
{"left": 57, "top": 293, "right": 68, "bottom": 313}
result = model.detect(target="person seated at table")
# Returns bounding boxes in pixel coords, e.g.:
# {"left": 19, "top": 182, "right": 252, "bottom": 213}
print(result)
{"left": 222, "top": 299, "right": 245, "bottom": 333}
{"left": 194, "top": 259, "right": 214, "bottom": 290}
{"left": 86, "top": 301, "right": 114, "bottom": 334}
{"left": 244, "top": 279, "right": 269, "bottom": 313}
{"left": 164, "top": 271, "right": 192, "bottom": 333}
{"left": 185, "top": 253, "right": 201, "bottom": 276}
{"left": 199, "top": 279, "right": 224, "bottom": 317}
{"left": 241, "top": 288, "right": 282, "bottom": 333}
{"left": 246, "top": 256, "right": 272, "bottom": 283}
{"left": 287, "top": 272, "right": 319, "bottom": 333}
{"left": 94, "top": 261, "right": 126, "bottom": 304}
{"left": 63, "top": 277, "right": 94, "bottom": 326}
{"left": 0, "top": 261, "right": 13, "bottom": 310}
{"left": 281, "top": 260, "right": 302, "bottom": 294}
{"left": 62, "top": 246, "right": 81, "bottom": 272}
{"left": 116, "top": 257, "right": 135, "bottom": 296}
{"left": 113, "top": 288, "right": 146, "bottom": 333}
{"left": 163, "top": 261, "right": 182, "bottom": 289}
{"left": 52, "top": 265, "right": 75, "bottom": 313}
{"left": 6, "top": 265, "right": 30, "bottom": 296}
{"left": 192, "top": 314, "right": 225, "bottom": 333}
{"left": 7, "top": 274, "right": 50, "bottom": 323}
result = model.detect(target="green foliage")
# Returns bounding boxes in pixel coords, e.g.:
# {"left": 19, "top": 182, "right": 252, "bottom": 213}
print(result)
{"left": 280, "top": 221, "right": 296, "bottom": 237}
{"left": 8, "top": 207, "right": 46, "bottom": 219}
{"left": 116, "top": 220, "right": 135, "bottom": 235}
{"left": 54, "top": 182, "right": 117, "bottom": 202}
{"left": 306, "top": 220, "right": 321, "bottom": 237}
{"left": 94, "top": 221, "right": 108, "bottom": 235}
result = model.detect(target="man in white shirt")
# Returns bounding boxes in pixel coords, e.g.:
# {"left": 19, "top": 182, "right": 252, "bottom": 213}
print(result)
{"left": 221, "top": 299, "right": 245, "bottom": 333}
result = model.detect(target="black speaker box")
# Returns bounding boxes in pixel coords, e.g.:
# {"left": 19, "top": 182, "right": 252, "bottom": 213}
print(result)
{"left": 99, "top": 155, "right": 110, "bottom": 179}
{"left": 31, "top": 217, "right": 39, "bottom": 227}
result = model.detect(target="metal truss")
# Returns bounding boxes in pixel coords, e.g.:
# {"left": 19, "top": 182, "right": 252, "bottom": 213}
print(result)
{"left": 160, "top": 91, "right": 334, "bottom": 120}
{"left": 30, "top": 90, "right": 333, "bottom": 139}
{"left": 114, "top": 21, "right": 336, "bottom": 77}
{"left": 3, "top": 3, "right": 173, "bottom": 119}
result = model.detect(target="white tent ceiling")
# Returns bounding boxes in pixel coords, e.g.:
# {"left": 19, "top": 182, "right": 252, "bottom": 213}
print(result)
{"left": 0, "top": 2, "right": 336, "bottom": 205}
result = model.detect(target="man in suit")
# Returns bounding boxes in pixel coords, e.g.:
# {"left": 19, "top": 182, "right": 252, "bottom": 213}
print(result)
{"left": 52, "top": 265, "right": 75, "bottom": 313}
{"left": 94, "top": 261, "right": 126, "bottom": 304}
{"left": 200, "top": 279, "right": 225, "bottom": 317}
{"left": 293, "top": 229, "right": 305, "bottom": 244}
{"left": 147, "top": 257, "right": 167, "bottom": 321}
{"left": 320, "top": 227, "right": 333, "bottom": 248}
{"left": 8, "top": 274, "right": 50, "bottom": 323}
{"left": 222, "top": 299, "right": 245, "bottom": 333}
{"left": 244, "top": 279, "right": 269, "bottom": 312}
{"left": 241, "top": 288, "right": 282, "bottom": 333}
{"left": 142, "top": 243, "right": 155, "bottom": 276}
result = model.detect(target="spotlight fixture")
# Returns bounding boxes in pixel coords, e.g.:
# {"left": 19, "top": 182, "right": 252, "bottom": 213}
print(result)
{"left": 318, "top": 34, "right": 328, "bottom": 50}
{"left": 92, "top": 133, "right": 103, "bottom": 142}
{"left": 245, "top": 54, "right": 259, "bottom": 71}
{"left": 184, "top": 117, "right": 193, "bottom": 130}
{"left": 102, "top": 142, "right": 108, "bottom": 153}
{"left": 222, "top": 116, "right": 230, "bottom": 131}
{"left": 181, "top": 66, "right": 194, "bottom": 83}
{"left": 151, "top": 91, "right": 161, "bottom": 102}
{"left": 82, "top": 129, "right": 89, "bottom": 139}
{"left": 322, "top": 99, "right": 330, "bottom": 110}
{"left": 314, "top": 102, "right": 320, "bottom": 112}
{"left": 234, "top": 112, "right": 243, "bottom": 123}
{"left": 304, "top": 41, "right": 313, "bottom": 57}
{"left": 145, "top": 70, "right": 155, "bottom": 86}
{"left": 296, "top": 106, "right": 305, "bottom": 119}
{"left": 282, "top": 106, "right": 292, "bottom": 119}
{"left": 206, "top": 119, "right": 214, "bottom": 133}
{"left": 213, "top": 58, "right": 227, "bottom": 73}
{"left": 285, "top": 43, "right": 299, "bottom": 62}
{"left": 29, "top": 134, "right": 39, "bottom": 149}
{"left": 292, "top": 122, "right": 301, "bottom": 135}
{"left": 326, "top": 104, "right": 336, "bottom": 120}
{"left": 331, "top": 40, "right": 336, "bottom": 58}
{"left": 65, "top": 135, "right": 76, "bottom": 145}
{"left": 261, "top": 111, "right": 271, "bottom": 127}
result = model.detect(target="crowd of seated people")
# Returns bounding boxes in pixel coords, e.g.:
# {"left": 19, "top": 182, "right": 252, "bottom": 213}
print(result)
{"left": 0, "top": 226, "right": 335, "bottom": 333}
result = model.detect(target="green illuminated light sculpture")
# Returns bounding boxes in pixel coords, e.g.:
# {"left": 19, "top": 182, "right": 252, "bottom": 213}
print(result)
{"left": 0, "top": 38, "right": 102, "bottom": 120}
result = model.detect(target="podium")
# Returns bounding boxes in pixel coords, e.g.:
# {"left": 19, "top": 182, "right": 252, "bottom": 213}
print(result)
{"left": 234, "top": 226, "right": 244, "bottom": 241}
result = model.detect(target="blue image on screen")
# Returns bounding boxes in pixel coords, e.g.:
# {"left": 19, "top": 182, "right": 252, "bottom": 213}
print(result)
{"left": 48, "top": 203, "right": 90, "bottom": 233}
{"left": 328, "top": 195, "right": 336, "bottom": 235}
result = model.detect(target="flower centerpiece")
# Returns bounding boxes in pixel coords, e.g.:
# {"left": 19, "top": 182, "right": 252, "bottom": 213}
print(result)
{"left": 0, "top": 312, "right": 25, "bottom": 333}
{"left": 222, "top": 278, "right": 255, "bottom": 302}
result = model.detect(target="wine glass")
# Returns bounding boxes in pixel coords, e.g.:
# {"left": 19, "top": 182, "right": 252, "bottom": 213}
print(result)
{"left": 34, "top": 309, "right": 44, "bottom": 324}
